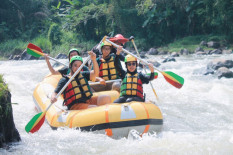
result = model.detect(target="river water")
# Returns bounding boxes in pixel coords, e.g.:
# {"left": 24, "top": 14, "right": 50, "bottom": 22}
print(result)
{"left": 0, "top": 54, "right": 233, "bottom": 154}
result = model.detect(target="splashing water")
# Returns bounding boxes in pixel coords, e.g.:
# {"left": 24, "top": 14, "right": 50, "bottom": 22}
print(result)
{"left": 0, "top": 54, "right": 233, "bottom": 154}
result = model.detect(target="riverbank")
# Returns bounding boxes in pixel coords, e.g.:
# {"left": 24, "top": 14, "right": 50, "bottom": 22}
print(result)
{"left": 0, "top": 35, "right": 232, "bottom": 60}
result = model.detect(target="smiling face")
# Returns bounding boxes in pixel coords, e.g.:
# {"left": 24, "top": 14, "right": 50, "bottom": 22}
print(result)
{"left": 101, "top": 45, "right": 111, "bottom": 59}
{"left": 71, "top": 60, "right": 82, "bottom": 74}
{"left": 126, "top": 61, "right": 137, "bottom": 72}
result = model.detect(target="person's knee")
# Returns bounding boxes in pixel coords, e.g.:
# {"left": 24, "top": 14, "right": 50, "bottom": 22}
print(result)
{"left": 97, "top": 95, "right": 111, "bottom": 105}
{"left": 126, "top": 98, "right": 133, "bottom": 102}
{"left": 114, "top": 96, "right": 126, "bottom": 103}
{"left": 112, "top": 82, "right": 121, "bottom": 93}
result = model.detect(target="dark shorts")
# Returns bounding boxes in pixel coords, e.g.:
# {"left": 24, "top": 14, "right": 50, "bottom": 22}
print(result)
{"left": 113, "top": 96, "right": 144, "bottom": 103}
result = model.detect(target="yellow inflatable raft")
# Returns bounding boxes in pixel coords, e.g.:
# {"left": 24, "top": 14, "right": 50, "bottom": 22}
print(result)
{"left": 33, "top": 73, "right": 163, "bottom": 138}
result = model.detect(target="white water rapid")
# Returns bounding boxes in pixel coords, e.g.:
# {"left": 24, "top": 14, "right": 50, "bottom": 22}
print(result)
{"left": 0, "top": 54, "right": 233, "bottom": 154}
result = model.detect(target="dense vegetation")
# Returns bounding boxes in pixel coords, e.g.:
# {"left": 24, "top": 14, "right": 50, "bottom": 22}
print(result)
{"left": 1, "top": 0, "right": 233, "bottom": 57}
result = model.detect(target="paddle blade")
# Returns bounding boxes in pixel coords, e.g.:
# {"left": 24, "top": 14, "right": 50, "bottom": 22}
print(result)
{"left": 27, "top": 43, "right": 44, "bottom": 58}
{"left": 25, "top": 112, "right": 46, "bottom": 133}
{"left": 147, "top": 72, "right": 158, "bottom": 79}
{"left": 162, "top": 71, "right": 184, "bottom": 89}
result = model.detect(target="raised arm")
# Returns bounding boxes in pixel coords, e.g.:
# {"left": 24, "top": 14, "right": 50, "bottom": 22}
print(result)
{"left": 44, "top": 54, "right": 60, "bottom": 75}
{"left": 89, "top": 51, "right": 99, "bottom": 81}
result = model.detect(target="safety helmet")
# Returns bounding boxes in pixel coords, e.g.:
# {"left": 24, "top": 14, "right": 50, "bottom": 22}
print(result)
{"left": 70, "top": 55, "right": 83, "bottom": 64}
{"left": 124, "top": 54, "right": 137, "bottom": 62}
{"left": 100, "top": 41, "right": 112, "bottom": 48}
{"left": 69, "top": 48, "right": 80, "bottom": 56}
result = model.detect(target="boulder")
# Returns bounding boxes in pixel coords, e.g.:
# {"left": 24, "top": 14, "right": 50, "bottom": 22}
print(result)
{"left": 140, "top": 51, "right": 147, "bottom": 58}
{"left": 20, "top": 50, "right": 33, "bottom": 60}
{"left": 162, "top": 56, "right": 176, "bottom": 63}
{"left": 158, "top": 50, "right": 168, "bottom": 55}
{"left": 222, "top": 50, "right": 232, "bottom": 54}
{"left": 148, "top": 60, "right": 161, "bottom": 67}
{"left": 55, "top": 53, "right": 68, "bottom": 59}
{"left": 207, "top": 41, "right": 220, "bottom": 49}
{"left": 195, "top": 47, "right": 204, "bottom": 53}
{"left": 12, "top": 55, "right": 20, "bottom": 60}
{"left": 0, "top": 79, "right": 21, "bottom": 148}
{"left": 180, "top": 49, "right": 189, "bottom": 55}
{"left": 216, "top": 67, "right": 233, "bottom": 79}
{"left": 207, "top": 59, "right": 233, "bottom": 70}
{"left": 200, "top": 41, "right": 207, "bottom": 46}
{"left": 171, "top": 52, "right": 179, "bottom": 57}
{"left": 148, "top": 48, "right": 158, "bottom": 55}
{"left": 209, "top": 49, "right": 222, "bottom": 55}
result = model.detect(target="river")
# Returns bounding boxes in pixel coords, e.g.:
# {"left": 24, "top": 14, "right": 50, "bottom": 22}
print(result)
{"left": 0, "top": 54, "right": 233, "bottom": 154}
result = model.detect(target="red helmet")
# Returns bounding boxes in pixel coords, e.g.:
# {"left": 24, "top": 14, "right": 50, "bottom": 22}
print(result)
{"left": 109, "top": 34, "right": 129, "bottom": 45}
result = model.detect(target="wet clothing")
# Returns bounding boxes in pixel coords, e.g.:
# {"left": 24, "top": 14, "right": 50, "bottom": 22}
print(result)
{"left": 58, "top": 66, "right": 89, "bottom": 77}
{"left": 54, "top": 71, "right": 93, "bottom": 110}
{"left": 114, "top": 57, "right": 154, "bottom": 103}
{"left": 96, "top": 54, "right": 124, "bottom": 80}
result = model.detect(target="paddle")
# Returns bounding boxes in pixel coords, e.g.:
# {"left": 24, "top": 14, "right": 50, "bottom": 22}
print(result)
{"left": 129, "top": 36, "right": 159, "bottom": 100}
{"left": 89, "top": 79, "right": 121, "bottom": 85}
{"left": 103, "top": 36, "right": 184, "bottom": 89}
{"left": 25, "top": 56, "right": 91, "bottom": 133}
{"left": 27, "top": 43, "right": 68, "bottom": 67}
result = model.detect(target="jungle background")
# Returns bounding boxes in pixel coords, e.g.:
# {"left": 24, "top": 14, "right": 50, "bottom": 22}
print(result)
{"left": 1, "top": 0, "right": 233, "bottom": 58}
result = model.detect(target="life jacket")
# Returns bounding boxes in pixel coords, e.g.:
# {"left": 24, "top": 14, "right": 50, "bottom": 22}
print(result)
{"left": 120, "top": 73, "right": 144, "bottom": 99}
{"left": 63, "top": 73, "right": 92, "bottom": 106}
{"left": 99, "top": 55, "right": 118, "bottom": 80}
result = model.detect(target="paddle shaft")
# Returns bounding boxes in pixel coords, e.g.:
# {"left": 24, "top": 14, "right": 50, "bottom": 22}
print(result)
{"left": 45, "top": 56, "right": 91, "bottom": 112}
{"left": 131, "top": 39, "right": 159, "bottom": 100}
{"left": 47, "top": 55, "right": 68, "bottom": 67}
{"left": 89, "top": 79, "right": 121, "bottom": 85}
{"left": 105, "top": 38, "right": 162, "bottom": 73}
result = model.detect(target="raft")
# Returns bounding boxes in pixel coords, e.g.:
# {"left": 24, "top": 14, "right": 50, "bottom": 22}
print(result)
{"left": 33, "top": 73, "right": 163, "bottom": 138}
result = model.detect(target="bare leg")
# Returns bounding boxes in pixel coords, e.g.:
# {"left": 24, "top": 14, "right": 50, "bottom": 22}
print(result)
{"left": 88, "top": 105, "right": 97, "bottom": 108}
{"left": 97, "top": 95, "right": 111, "bottom": 106}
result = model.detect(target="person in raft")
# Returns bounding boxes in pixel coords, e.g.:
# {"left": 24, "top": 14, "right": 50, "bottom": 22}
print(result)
{"left": 50, "top": 51, "right": 111, "bottom": 110}
{"left": 94, "top": 41, "right": 124, "bottom": 91}
{"left": 114, "top": 54, "right": 155, "bottom": 103}
{"left": 92, "top": 34, "right": 127, "bottom": 61}
{"left": 108, "top": 34, "right": 128, "bottom": 61}
{"left": 44, "top": 48, "right": 89, "bottom": 77}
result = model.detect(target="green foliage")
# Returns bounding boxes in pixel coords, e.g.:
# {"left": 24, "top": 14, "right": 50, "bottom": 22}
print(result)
{"left": 158, "top": 35, "right": 227, "bottom": 53}
{"left": 0, "top": 39, "right": 27, "bottom": 57}
{"left": 31, "top": 36, "right": 52, "bottom": 53}
{"left": 0, "top": 75, "right": 9, "bottom": 101}
{"left": 1, "top": 0, "right": 233, "bottom": 56}
{"left": 48, "top": 23, "right": 62, "bottom": 45}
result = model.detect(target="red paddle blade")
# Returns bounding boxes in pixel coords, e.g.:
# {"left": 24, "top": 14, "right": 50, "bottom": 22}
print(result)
{"left": 162, "top": 71, "right": 184, "bottom": 89}
{"left": 25, "top": 112, "right": 46, "bottom": 133}
{"left": 109, "top": 37, "right": 129, "bottom": 44}
{"left": 27, "top": 43, "right": 44, "bottom": 58}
